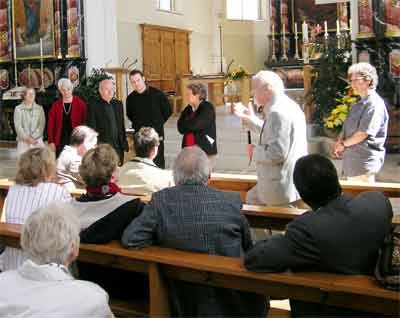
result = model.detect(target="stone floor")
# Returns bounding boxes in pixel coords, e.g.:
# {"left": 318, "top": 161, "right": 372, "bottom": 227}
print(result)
{"left": 0, "top": 105, "right": 399, "bottom": 211}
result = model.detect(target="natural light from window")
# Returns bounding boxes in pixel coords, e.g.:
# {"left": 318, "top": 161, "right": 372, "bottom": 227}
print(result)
{"left": 159, "top": 0, "right": 174, "bottom": 11}
{"left": 226, "top": 0, "right": 261, "bottom": 21}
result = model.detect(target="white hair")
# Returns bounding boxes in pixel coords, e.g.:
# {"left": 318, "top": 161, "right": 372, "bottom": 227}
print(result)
{"left": 57, "top": 78, "right": 74, "bottom": 91}
{"left": 173, "top": 146, "right": 210, "bottom": 186}
{"left": 253, "top": 70, "right": 285, "bottom": 96}
{"left": 99, "top": 79, "right": 114, "bottom": 92}
{"left": 21, "top": 202, "right": 80, "bottom": 265}
{"left": 348, "top": 62, "right": 378, "bottom": 90}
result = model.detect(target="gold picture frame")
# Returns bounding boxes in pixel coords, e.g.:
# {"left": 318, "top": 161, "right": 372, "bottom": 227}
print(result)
{"left": 12, "top": 0, "right": 55, "bottom": 60}
{"left": 0, "top": 0, "right": 11, "bottom": 63}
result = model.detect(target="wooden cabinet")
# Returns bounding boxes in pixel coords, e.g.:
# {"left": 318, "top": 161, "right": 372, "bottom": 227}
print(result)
{"left": 141, "top": 24, "right": 191, "bottom": 94}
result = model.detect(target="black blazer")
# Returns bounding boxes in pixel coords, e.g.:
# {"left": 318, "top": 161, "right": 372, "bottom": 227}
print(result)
{"left": 87, "top": 98, "right": 128, "bottom": 152}
{"left": 177, "top": 100, "right": 217, "bottom": 155}
{"left": 244, "top": 192, "right": 393, "bottom": 317}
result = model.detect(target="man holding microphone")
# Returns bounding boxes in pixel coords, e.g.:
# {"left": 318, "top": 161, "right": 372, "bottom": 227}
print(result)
{"left": 234, "top": 71, "right": 308, "bottom": 207}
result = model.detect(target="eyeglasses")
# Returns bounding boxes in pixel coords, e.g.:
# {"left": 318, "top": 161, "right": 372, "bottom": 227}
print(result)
{"left": 348, "top": 77, "right": 365, "bottom": 83}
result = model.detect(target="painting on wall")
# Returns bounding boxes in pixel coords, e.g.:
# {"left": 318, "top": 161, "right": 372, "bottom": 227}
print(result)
{"left": 67, "top": 0, "right": 81, "bottom": 57}
{"left": 358, "top": 0, "right": 374, "bottom": 37}
{"left": 12, "top": 0, "right": 55, "bottom": 59}
{"left": 384, "top": 0, "right": 400, "bottom": 37}
{"left": 292, "top": 0, "right": 338, "bottom": 31}
{"left": 0, "top": 0, "right": 10, "bottom": 62}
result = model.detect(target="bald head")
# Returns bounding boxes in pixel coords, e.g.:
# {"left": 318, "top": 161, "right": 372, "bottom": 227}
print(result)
{"left": 173, "top": 146, "right": 210, "bottom": 186}
{"left": 99, "top": 79, "right": 114, "bottom": 103}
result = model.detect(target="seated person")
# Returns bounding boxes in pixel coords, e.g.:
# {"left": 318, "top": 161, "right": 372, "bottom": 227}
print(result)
{"left": 57, "top": 125, "right": 98, "bottom": 190}
{"left": 122, "top": 146, "right": 267, "bottom": 317}
{"left": 69, "top": 143, "right": 146, "bottom": 300}
{"left": 0, "top": 203, "right": 113, "bottom": 317}
{"left": 118, "top": 127, "right": 173, "bottom": 194}
{"left": 0, "top": 147, "right": 71, "bottom": 271}
{"left": 245, "top": 154, "right": 393, "bottom": 317}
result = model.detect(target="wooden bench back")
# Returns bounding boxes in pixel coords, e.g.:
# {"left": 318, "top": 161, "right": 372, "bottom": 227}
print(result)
{"left": 0, "top": 222, "right": 398, "bottom": 316}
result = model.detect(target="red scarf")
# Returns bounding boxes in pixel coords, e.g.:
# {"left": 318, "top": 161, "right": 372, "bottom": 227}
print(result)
{"left": 86, "top": 182, "right": 121, "bottom": 197}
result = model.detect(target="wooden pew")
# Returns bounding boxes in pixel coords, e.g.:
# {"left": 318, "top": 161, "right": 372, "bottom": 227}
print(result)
{"left": 209, "top": 173, "right": 400, "bottom": 200}
{"left": 0, "top": 222, "right": 398, "bottom": 317}
{"left": 1, "top": 180, "right": 399, "bottom": 231}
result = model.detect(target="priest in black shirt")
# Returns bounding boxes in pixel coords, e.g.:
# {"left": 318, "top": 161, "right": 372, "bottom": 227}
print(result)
{"left": 126, "top": 69, "right": 172, "bottom": 168}
{"left": 87, "top": 79, "right": 128, "bottom": 165}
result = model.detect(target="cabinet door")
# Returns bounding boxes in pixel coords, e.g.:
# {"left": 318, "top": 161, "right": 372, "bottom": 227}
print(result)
{"left": 175, "top": 32, "right": 190, "bottom": 76}
{"left": 142, "top": 27, "right": 161, "bottom": 80}
{"left": 160, "top": 30, "right": 176, "bottom": 91}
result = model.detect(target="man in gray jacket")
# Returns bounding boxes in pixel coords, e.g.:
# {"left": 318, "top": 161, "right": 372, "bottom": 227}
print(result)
{"left": 122, "top": 146, "right": 267, "bottom": 317}
{"left": 234, "top": 71, "right": 308, "bottom": 206}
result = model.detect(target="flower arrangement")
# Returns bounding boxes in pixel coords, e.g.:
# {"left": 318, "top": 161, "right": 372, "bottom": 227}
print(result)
{"left": 325, "top": 87, "right": 360, "bottom": 134}
{"left": 225, "top": 65, "right": 248, "bottom": 86}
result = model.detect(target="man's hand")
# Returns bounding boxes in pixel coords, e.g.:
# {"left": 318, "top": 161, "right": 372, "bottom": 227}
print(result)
{"left": 233, "top": 102, "right": 250, "bottom": 119}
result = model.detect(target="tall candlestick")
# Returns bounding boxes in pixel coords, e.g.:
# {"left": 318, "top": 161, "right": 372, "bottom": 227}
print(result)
{"left": 324, "top": 20, "right": 328, "bottom": 39}
{"left": 294, "top": 22, "right": 297, "bottom": 35}
{"left": 13, "top": 28, "right": 18, "bottom": 87}
{"left": 336, "top": 20, "right": 340, "bottom": 35}
{"left": 349, "top": 18, "right": 352, "bottom": 33}
{"left": 302, "top": 22, "right": 308, "bottom": 43}
{"left": 39, "top": 38, "right": 45, "bottom": 91}
{"left": 281, "top": 23, "right": 288, "bottom": 61}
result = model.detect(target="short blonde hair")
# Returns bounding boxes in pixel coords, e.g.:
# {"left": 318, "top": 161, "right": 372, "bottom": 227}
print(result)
{"left": 21, "top": 202, "right": 80, "bottom": 265}
{"left": 79, "top": 144, "right": 118, "bottom": 187}
{"left": 15, "top": 147, "right": 56, "bottom": 186}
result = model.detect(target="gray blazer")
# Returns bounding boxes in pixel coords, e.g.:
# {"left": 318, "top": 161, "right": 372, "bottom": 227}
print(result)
{"left": 13, "top": 102, "right": 45, "bottom": 141}
{"left": 249, "top": 94, "right": 308, "bottom": 205}
{"left": 122, "top": 184, "right": 267, "bottom": 317}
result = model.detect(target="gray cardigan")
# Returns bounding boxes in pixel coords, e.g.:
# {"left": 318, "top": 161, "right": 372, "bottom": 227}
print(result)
{"left": 13, "top": 102, "right": 45, "bottom": 141}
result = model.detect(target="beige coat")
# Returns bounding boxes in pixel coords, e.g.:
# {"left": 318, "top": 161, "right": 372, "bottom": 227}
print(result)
{"left": 247, "top": 94, "right": 308, "bottom": 206}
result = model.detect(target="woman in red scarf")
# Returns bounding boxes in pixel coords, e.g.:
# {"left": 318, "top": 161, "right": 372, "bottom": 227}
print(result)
{"left": 68, "top": 143, "right": 147, "bottom": 300}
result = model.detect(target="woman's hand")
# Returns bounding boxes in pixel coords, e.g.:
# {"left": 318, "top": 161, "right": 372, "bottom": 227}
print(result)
{"left": 333, "top": 141, "right": 345, "bottom": 158}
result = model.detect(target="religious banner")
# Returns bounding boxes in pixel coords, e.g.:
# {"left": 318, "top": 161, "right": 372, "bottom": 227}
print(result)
{"left": 67, "top": 0, "right": 81, "bottom": 57}
{"left": 12, "top": 0, "right": 55, "bottom": 59}
{"left": 389, "top": 49, "right": 400, "bottom": 78}
{"left": 357, "top": 0, "right": 374, "bottom": 37}
{"left": 0, "top": 0, "right": 11, "bottom": 62}
{"left": 384, "top": 0, "right": 400, "bottom": 37}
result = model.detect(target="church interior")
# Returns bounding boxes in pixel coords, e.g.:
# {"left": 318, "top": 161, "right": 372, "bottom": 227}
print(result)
{"left": 0, "top": 0, "right": 399, "bottom": 317}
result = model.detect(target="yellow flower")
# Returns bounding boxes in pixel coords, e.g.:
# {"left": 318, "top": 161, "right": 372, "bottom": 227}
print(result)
{"left": 326, "top": 121, "right": 334, "bottom": 129}
{"left": 338, "top": 113, "right": 347, "bottom": 121}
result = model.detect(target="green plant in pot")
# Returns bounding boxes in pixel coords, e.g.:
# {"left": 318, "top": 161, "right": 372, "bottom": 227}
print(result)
{"left": 74, "top": 68, "right": 113, "bottom": 104}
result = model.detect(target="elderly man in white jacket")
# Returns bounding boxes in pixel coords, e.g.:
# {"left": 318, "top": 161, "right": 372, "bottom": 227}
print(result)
{"left": 234, "top": 71, "right": 308, "bottom": 206}
{"left": 0, "top": 203, "right": 113, "bottom": 318}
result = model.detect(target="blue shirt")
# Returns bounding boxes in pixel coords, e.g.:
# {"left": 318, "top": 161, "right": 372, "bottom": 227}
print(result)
{"left": 342, "top": 90, "right": 388, "bottom": 177}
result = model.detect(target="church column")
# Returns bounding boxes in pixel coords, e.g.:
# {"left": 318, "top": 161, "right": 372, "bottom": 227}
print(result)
{"left": 83, "top": 0, "right": 119, "bottom": 72}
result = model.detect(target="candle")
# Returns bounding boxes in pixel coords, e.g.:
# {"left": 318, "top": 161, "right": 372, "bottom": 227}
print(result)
{"left": 13, "top": 34, "right": 17, "bottom": 60}
{"left": 336, "top": 20, "right": 340, "bottom": 35}
{"left": 302, "top": 21, "right": 308, "bottom": 43}
{"left": 282, "top": 23, "right": 285, "bottom": 35}
{"left": 40, "top": 38, "right": 43, "bottom": 57}
{"left": 349, "top": 18, "right": 352, "bottom": 32}
{"left": 294, "top": 22, "right": 298, "bottom": 36}
{"left": 272, "top": 24, "right": 275, "bottom": 36}
{"left": 324, "top": 20, "right": 328, "bottom": 38}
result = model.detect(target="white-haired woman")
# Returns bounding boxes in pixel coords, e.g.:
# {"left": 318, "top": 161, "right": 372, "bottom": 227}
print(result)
{"left": 0, "top": 203, "right": 113, "bottom": 317}
{"left": 333, "top": 62, "right": 389, "bottom": 182}
{"left": 48, "top": 78, "right": 87, "bottom": 157}
{"left": 0, "top": 147, "right": 71, "bottom": 271}
{"left": 13, "top": 87, "right": 45, "bottom": 156}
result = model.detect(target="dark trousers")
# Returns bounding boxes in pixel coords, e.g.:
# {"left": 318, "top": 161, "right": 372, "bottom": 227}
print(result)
{"left": 154, "top": 140, "right": 165, "bottom": 169}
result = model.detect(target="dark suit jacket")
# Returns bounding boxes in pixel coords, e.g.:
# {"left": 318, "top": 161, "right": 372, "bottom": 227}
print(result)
{"left": 177, "top": 100, "right": 217, "bottom": 155}
{"left": 245, "top": 192, "right": 393, "bottom": 317}
{"left": 122, "top": 184, "right": 267, "bottom": 317}
{"left": 87, "top": 98, "right": 128, "bottom": 156}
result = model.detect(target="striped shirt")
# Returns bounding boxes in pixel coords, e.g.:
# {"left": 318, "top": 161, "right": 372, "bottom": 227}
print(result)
{"left": 0, "top": 183, "right": 72, "bottom": 271}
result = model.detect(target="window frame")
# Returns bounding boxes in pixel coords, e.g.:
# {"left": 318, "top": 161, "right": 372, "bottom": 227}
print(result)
{"left": 226, "top": 0, "right": 263, "bottom": 22}
{"left": 157, "top": 0, "right": 176, "bottom": 13}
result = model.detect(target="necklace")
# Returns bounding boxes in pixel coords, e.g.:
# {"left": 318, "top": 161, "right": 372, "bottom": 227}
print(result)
{"left": 63, "top": 102, "right": 71, "bottom": 115}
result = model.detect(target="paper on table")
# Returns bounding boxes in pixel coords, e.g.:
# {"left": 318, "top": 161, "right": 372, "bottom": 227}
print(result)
{"left": 206, "top": 135, "right": 215, "bottom": 145}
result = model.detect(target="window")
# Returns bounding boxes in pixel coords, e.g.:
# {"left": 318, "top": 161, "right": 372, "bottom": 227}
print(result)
{"left": 159, "top": 0, "right": 174, "bottom": 12}
{"left": 226, "top": 0, "right": 261, "bottom": 21}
